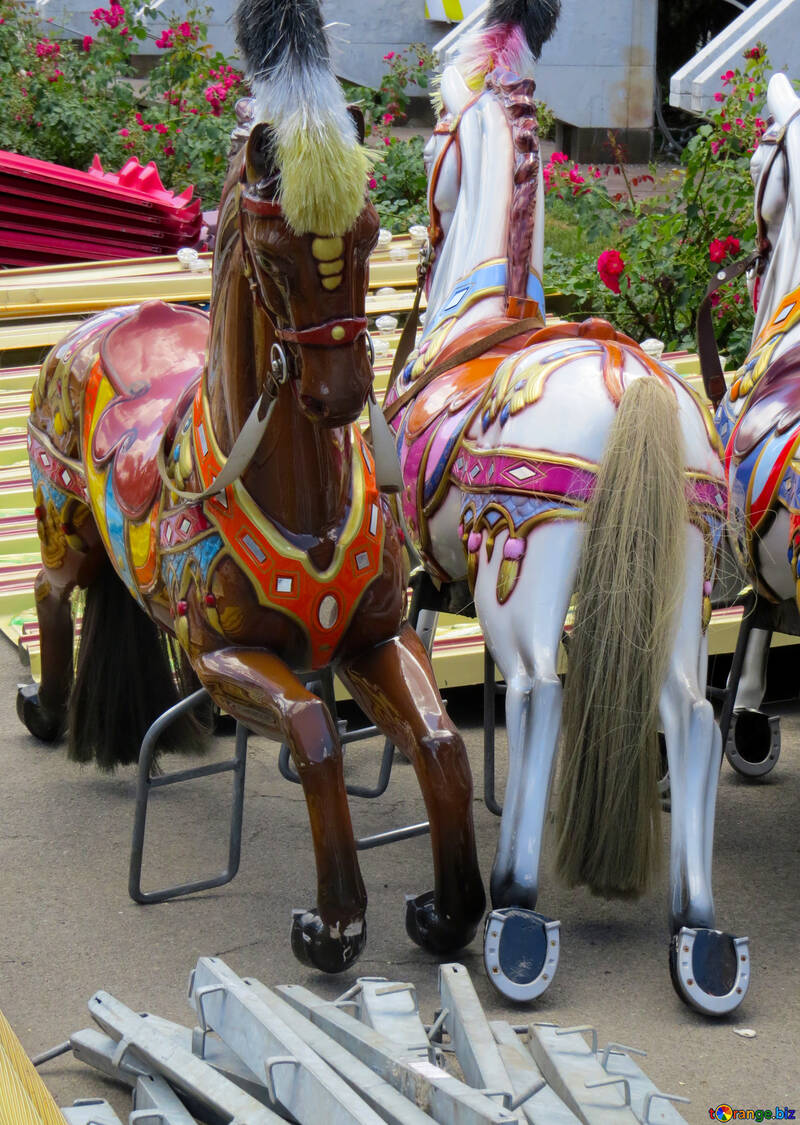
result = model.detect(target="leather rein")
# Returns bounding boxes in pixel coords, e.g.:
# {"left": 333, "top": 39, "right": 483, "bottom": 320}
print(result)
{"left": 698, "top": 106, "right": 800, "bottom": 409}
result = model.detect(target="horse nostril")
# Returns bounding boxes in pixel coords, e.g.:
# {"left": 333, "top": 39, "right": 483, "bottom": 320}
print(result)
{"left": 300, "top": 394, "right": 329, "bottom": 420}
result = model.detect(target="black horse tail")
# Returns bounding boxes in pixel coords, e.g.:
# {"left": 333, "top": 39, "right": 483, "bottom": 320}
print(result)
{"left": 484, "top": 0, "right": 561, "bottom": 58}
{"left": 68, "top": 563, "right": 200, "bottom": 771}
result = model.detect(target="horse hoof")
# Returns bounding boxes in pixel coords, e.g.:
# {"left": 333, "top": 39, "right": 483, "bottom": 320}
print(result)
{"left": 289, "top": 908, "right": 366, "bottom": 974}
{"left": 483, "top": 908, "right": 560, "bottom": 1002}
{"left": 16, "top": 683, "right": 64, "bottom": 742}
{"left": 405, "top": 891, "right": 481, "bottom": 954}
{"left": 725, "top": 710, "right": 780, "bottom": 778}
{"left": 669, "top": 927, "right": 750, "bottom": 1016}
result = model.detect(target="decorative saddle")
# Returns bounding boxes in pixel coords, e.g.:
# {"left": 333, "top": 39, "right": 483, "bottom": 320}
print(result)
{"left": 90, "top": 301, "right": 208, "bottom": 520}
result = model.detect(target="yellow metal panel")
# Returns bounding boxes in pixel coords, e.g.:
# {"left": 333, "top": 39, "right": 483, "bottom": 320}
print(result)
{"left": 0, "top": 1011, "right": 65, "bottom": 1125}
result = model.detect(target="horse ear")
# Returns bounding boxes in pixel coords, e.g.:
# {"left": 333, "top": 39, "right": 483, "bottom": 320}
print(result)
{"left": 245, "top": 122, "right": 277, "bottom": 185}
{"left": 348, "top": 105, "right": 366, "bottom": 145}
{"left": 767, "top": 73, "right": 799, "bottom": 128}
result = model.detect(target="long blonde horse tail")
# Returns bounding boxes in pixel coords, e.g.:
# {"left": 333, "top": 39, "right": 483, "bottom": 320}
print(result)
{"left": 555, "top": 375, "right": 687, "bottom": 897}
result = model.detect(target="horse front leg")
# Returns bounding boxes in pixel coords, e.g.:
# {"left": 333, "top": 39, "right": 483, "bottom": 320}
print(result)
{"left": 194, "top": 647, "right": 367, "bottom": 973}
{"left": 337, "top": 622, "right": 486, "bottom": 954}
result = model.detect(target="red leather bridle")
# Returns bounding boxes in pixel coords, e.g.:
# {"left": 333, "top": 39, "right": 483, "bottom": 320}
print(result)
{"left": 237, "top": 187, "right": 368, "bottom": 373}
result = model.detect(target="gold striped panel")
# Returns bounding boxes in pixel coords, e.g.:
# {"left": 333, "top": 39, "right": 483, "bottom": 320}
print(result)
{"left": 0, "top": 1011, "right": 65, "bottom": 1125}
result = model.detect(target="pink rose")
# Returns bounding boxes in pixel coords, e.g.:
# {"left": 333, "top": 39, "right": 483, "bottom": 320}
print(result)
{"left": 714, "top": 92, "right": 725, "bottom": 103}
{"left": 382, "top": 51, "right": 395, "bottom": 61}
{"left": 368, "top": 177, "right": 377, "bottom": 190}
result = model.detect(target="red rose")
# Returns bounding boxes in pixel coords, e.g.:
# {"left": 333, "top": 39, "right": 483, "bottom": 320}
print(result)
{"left": 709, "top": 239, "right": 727, "bottom": 263}
{"left": 597, "top": 249, "right": 625, "bottom": 294}
{"left": 724, "top": 235, "right": 740, "bottom": 256}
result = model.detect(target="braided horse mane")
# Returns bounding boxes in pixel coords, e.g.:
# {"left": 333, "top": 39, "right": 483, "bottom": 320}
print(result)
{"left": 486, "top": 69, "right": 541, "bottom": 307}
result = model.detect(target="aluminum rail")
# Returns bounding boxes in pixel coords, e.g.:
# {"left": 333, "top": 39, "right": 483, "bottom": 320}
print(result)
{"left": 87, "top": 991, "right": 282, "bottom": 1125}
{"left": 131, "top": 1074, "right": 199, "bottom": 1125}
{"left": 351, "top": 979, "right": 430, "bottom": 1058}
{"left": 589, "top": 1046, "right": 689, "bottom": 1125}
{"left": 525, "top": 1025, "right": 642, "bottom": 1125}
{"left": 436, "top": 965, "right": 578, "bottom": 1125}
{"left": 241, "top": 979, "right": 439, "bottom": 1125}
{"left": 489, "top": 1024, "right": 579, "bottom": 1125}
{"left": 275, "top": 984, "right": 521, "bottom": 1125}
{"left": 61, "top": 1100, "right": 125, "bottom": 1125}
{"left": 70, "top": 1029, "right": 149, "bottom": 1088}
{"left": 188, "top": 958, "right": 388, "bottom": 1125}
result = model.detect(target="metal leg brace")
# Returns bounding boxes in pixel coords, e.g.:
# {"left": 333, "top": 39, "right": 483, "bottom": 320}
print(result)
{"left": 128, "top": 689, "right": 247, "bottom": 905}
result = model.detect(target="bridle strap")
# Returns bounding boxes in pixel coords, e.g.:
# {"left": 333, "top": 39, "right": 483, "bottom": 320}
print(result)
{"left": 156, "top": 377, "right": 282, "bottom": 503}
{"left": 384, "top": 314, "right": 545, "bottom": 426}
{"left": 277, "top": 317, "right": 367, "bottom": 347}
{"left": 697, "top": 251, "right": 762, "bottom": 409}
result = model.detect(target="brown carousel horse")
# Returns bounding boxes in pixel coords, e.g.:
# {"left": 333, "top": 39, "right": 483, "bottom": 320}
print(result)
{"left": 16, "top": 0, "right": 485, "bottom": 973}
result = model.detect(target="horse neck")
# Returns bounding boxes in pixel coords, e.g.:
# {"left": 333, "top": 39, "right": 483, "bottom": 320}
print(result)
{"left": 205, "top": 188, "right": 352, "bottom": 536}
{"left": 752, "top": 134, "right": 800, "bottom": 353}
{"left": 423, "top": 77, "right": 544, "bottom": 346}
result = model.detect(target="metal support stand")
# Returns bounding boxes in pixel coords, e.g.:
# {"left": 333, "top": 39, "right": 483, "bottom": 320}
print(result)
{"left": 128, "top": 575, "right": 444, "bottom": 904}
{"left": 129, "top": 689, "right": 247, "bottom": 905}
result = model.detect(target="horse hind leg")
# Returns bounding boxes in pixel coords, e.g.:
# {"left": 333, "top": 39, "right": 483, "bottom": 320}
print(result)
{"left": 17, "top": 503, "right": 106, "bottom": 743}
{"left": 661, "top": 525, "right": 750, "bottom": 1015}
{"left": 474, "top": 520, "right": 582, "bottom": 1000}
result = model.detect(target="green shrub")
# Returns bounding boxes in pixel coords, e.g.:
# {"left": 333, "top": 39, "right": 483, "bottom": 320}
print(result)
{"left": 542, "top": 45, "right": 784, "bottom": 365}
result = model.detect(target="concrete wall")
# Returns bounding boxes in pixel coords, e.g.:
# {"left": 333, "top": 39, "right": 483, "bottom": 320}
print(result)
{"left": 670, "top": 0, "right": 800, "bottom": 115}
{"left": 40, "top": 0, "right": 658, "bottom": 139}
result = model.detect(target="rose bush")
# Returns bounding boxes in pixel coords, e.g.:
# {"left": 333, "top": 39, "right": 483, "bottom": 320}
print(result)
{"left": 543, "top": 45, "right": 781, "bottom": 365}
{"left": 0, "top": 0, "right": 242, "bottom": 204}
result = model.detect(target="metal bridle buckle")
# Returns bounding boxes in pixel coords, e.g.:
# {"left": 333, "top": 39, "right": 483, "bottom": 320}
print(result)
{"left": 270, "top": 342, "right": 289, "bottom": 385}
{"left": 257, "top": 343, "right": 289, "bottom": 418}
{"left": 366, "top": 332, "right": 375, "bottom": 365}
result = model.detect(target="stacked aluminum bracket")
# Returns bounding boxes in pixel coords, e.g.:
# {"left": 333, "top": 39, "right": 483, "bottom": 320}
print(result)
{"left": 59, "top": 960, "right": 691, "bottom": 1125}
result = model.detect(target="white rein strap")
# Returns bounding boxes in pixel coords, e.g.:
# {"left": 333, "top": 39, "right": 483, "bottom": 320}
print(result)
{"left": 156, "top": 346, "right": 288, "bottom": 502}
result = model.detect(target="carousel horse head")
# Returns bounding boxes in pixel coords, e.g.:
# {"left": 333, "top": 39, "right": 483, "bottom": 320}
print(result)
{"left": 233, "top": 0, "right": 379, "bottom": 426}
{"left": 422, "top": 0, "right": 560, "bottom": 330}
{"left": 748, "top": 72, "right": 800, "bottom": 333}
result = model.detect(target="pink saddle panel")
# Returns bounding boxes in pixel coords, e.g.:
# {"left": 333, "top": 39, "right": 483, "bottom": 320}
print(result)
{"left": 92, "top": 301, "right": 208, "bottom": 520}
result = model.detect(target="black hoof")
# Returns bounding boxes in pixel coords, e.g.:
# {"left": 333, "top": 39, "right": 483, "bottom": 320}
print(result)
{"left": 405, "top": 890, "right": 481, "bottom": 955}
{"left": 669, "top": 927, "right": 750, "bottom": 1016}
{"left": 290, "top": 908, "right": 366, "bottom": 974}
{"left": 16, "top": 683, "right": 65, "bottom": 742}
{"left": 483, "top": 908, "right": 560, "bottom": 1002}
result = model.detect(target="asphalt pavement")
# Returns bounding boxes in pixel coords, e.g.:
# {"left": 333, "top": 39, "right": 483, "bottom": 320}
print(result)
{"left": 0, "top": 636, "right": 798, "bottom": 1125}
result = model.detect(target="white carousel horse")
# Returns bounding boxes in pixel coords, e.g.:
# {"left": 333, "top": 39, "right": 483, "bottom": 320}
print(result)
{"left": 385, "top": 0, "right": 748, "bottom": 1014}
{"left": 714, "top": 73, "right": 800, "bottom": 776}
